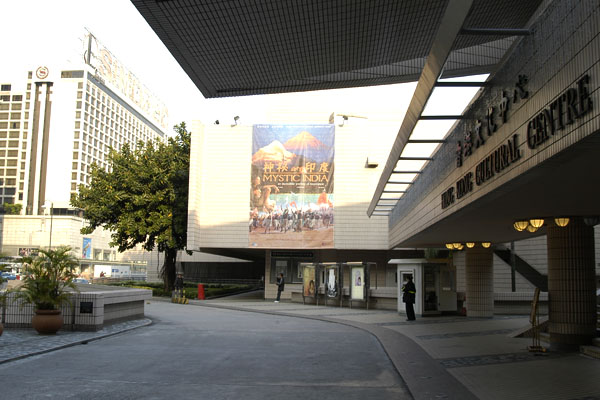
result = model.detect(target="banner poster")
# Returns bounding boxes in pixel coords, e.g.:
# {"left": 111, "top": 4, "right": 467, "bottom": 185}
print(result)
{"left": 326, "top": 267, "right": 338, "bottom": 298}
{"left": 82, "top": 238, "right": 92, "bottom": 259}
{"left": 18, "top": 248, "right": 39, "bottom": 257}
{"left": 250, "top": 124, "right": 334, "bottom": 248}
{"left": 351, "top": 266, "right": 365, "bottom": 300}
{"left": 303, "top": 265, "right": 316, "bottom": 297}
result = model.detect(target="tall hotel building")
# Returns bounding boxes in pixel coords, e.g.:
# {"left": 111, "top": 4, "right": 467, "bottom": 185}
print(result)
{"left": 0, "top": 33, "right": 169, "bottom": 275}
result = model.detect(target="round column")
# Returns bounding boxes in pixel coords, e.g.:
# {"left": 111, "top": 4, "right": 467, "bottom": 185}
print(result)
{"left": 547, "top": 218, "right": 596, "bottom": 350}
{"left": 465, "top": 246, "right": 494, "bottom": 317}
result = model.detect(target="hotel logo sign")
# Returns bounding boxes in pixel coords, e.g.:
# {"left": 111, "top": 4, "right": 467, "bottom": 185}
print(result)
{"left": 82, "top": 31, "right": 169, "bottom": 131}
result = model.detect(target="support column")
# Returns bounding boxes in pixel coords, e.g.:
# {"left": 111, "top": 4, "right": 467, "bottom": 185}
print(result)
{"left": 465, "top": 247, "right": 494, "bottom": 317}
{"left": 547, "top": 218, "right": 596, "bottom": 350}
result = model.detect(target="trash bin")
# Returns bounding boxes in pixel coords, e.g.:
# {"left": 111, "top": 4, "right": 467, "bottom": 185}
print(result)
{"left": 198, "top": 284, "right": 205, "bottom": 300}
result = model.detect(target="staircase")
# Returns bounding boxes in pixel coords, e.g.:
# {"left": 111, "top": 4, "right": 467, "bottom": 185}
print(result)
{"left": 494, "top": 245, "right": 548, "bottom": 292}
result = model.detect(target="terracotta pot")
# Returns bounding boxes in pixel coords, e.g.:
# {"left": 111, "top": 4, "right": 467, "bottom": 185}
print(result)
{"left": 32, "top": 309, "right": 63, "bottom": 335}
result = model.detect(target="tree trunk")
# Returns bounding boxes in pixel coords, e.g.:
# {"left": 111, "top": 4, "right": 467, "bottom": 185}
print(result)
{"left": 160, "top": 247, "right": 178, "bottom": 291}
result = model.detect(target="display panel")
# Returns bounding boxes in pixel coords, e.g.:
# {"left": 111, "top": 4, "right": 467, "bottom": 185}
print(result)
{"left": 350, "top": 266, "right": 365, "bottom": 300}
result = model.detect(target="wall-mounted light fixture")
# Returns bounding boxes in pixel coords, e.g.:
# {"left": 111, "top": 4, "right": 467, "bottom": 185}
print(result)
{"left": 529, "top": 219, "right": 544, "bottom": 229}
{"left": 554, "top": 217, "right": 570, "bottom": 227}
{"left": 365, "top": 157, "right": 379, "bottom": 168}
{"left": 583, "top": 217, "right": 600, "bottom": 226}
{"left": 232, "top": 116, "right": 240, "bottom": 127}
{"left": 445, "top": 243, "right": 454, "bottom": 249}
{"left": 513, "top": 220, "right": 529, "bottom": 232}
{"left": 466, "top": 242, "right": 475, "bottom": 248}
{"left": 214, "top": 120, "right": 220, "bottom": 125}
{"left": 526, "top": 224, "right": 538, "bottom": 232}
{"left": 481, "top": 242, "right": 491, "bottom": 248}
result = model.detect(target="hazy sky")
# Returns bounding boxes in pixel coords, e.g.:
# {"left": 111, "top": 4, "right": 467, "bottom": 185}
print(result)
{"left": 2, "top": 0, "right": 433, "bottom": 134}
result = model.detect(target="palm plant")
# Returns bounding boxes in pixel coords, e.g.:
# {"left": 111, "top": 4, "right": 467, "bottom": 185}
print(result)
{"left": 14, "top": 246, "right": 79, "bottom": 310}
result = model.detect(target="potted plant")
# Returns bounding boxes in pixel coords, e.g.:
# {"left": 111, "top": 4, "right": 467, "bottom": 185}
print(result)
{"left": 13, "top": 246, "right": 78, "bottom": 334}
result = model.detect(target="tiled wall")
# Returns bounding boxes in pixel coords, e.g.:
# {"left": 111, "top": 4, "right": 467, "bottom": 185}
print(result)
{"left": 187, "top": 119, "right": 397, "bottom": 251}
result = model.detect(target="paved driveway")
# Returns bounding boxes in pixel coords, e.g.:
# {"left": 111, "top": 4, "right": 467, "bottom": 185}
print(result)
{"left": 0, "top": 301, "right": 410, "bottom": 399}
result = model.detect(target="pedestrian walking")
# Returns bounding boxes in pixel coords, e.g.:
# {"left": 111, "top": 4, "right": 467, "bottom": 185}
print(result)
{"left": 402, "top": 275, "right": 416, "bottom": 321}
{"left": 275, "top": 273, "right": 285, "bottom": 302}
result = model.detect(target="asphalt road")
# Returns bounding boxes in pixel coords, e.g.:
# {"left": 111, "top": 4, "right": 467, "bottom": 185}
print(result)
{"left": 0, "top": 301, "right": 411, "bottom": 399}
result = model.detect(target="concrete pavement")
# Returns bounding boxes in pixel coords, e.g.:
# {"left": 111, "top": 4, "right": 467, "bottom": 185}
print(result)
{"left": 1, "top": 291, "right": 599, "bottom": 399}
{"left": 196, "top": 291, "right": 600, "bottom": 400}
{"left": 0, "top": 300, "right": 410, "bottom": 399}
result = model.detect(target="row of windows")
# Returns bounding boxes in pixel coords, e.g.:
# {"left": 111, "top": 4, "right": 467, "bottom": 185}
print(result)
{"left": 0, "top": 95, "right": 22, "bottom": 102}
{"left": 0, "top": 102, "right": 26, "bottom": 111}
{"left": 0, "top": 113, "right": 22, "bottom": 120}
{"left": 0, "top": 122, "right": 25, "bottom": 129}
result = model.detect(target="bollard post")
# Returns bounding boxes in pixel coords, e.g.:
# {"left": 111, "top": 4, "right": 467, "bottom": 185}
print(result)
{"left": 197, "top": 283, "right": 205, "bottom": 300}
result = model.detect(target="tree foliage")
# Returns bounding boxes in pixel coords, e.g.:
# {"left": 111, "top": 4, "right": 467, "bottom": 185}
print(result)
{"left": 71, "top": 122, "right": 191, "bottom": 290}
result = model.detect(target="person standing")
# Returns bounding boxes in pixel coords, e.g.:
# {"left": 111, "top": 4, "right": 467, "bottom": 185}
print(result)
{"left": 402, "top": 275, "right": 416, "bottom": 321}
{"left": 174, "top": 273, "right": 184, "bottom": 297}
{"left": 275, "top": 273, "right": 285, "bottom": 302}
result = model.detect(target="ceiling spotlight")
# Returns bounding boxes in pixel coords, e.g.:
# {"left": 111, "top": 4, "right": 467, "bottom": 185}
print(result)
{"left": 481, "top": 242, "right": 491, "bottom": 248}
{"left": 466, "top": 242, "right": 475, "bottom": 248}
{"left": 513, "top": 220, "right": 528, "bottom": 232}
{"left": 529, "top": 218, "right": 544, "bottom": 229}
{"left": 554, "top": 217, "right": 570, "bottom": 227}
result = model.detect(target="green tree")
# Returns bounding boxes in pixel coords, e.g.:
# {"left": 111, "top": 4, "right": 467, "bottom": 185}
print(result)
{"left": 71, "top": 122, "right": 191, "bottom": 290}
{"left": 2, "top": 203, "right": 22, "bottom": 215}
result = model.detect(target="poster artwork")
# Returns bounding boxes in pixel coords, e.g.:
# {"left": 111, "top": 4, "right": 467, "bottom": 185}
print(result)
{"left": 250, "top": 124, "right": 334, "bottom": 248}
{"left": 303, "top": 266, "right": 316, "bottom": 297}
{"left": 82, "top": 238, "right": 92, "bottom": 259}
{"left": 351, "top": 267, "right": 364, "bottom": 300}
{"left": 326, "top": 268, "right": 338, "bottom": 298}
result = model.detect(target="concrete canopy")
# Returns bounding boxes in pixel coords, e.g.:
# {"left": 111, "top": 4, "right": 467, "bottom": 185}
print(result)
{"left": 131, "top": 0, "right": 543, "bottom": 98}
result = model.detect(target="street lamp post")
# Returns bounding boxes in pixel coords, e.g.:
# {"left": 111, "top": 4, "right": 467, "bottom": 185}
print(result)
{"left": 42, "top": 201, "right": 54, "bottom": 249}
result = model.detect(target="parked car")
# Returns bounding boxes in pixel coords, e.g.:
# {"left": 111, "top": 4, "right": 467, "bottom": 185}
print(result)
{"left": 1, "top": 272, "right": 16, "bottom": 280}
{"left": 73, "top": 278, "right": 91, "bottom": 284}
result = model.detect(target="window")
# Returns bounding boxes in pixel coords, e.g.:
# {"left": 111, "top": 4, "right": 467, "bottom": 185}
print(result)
{"left": 12, "top": 95, "right": 22, "bottom": 101}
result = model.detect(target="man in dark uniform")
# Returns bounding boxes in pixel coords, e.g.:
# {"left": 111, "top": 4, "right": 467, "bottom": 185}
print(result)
{"left": 275, "top": 273, "right": 285, "bottom": 302}
{"left": 402, "top": 275, "right": 416, "bottom": 321}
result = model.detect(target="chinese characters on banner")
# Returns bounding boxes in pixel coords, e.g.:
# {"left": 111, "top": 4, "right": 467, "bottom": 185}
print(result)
{"left": 250, "top": 125, "right": 334, "bottom": 248}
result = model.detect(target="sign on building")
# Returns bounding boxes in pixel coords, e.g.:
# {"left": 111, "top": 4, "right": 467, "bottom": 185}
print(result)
{"left": 250, "top": 124, "right": 334, "bottom": 248}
